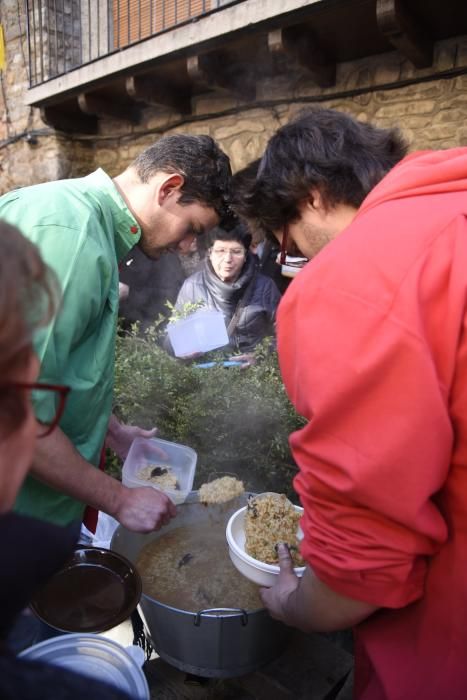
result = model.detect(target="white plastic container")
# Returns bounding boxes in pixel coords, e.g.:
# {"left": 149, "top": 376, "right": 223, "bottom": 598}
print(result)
{"left": 226, "top": 504, "right": 305, "bottom": 587}
{"left": 122, "top": 437, "right": 197, "bottom": 505}
{"left": 20, "top": 634, "right": 149, "bottom": 700}
{"left": 167, "top": 309, "right": 229, "bottom": 357}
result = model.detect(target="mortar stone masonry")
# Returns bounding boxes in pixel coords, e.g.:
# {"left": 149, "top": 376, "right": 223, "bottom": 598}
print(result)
{"left": 2, "top": 0, "right": 467, "bottom": 194}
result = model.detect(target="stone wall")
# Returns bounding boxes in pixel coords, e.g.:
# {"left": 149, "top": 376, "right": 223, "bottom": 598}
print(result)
{"left": 1, "top": 0, "right": 467, "bottom": 194}
{"left": 0, "top": 0, "right": 78, "bottom": 191}
{"left": 90, "top": 34, "right": 467, "bottom": 178}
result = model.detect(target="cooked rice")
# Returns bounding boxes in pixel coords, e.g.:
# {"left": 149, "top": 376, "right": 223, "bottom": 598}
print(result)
{"left": 198, "top": 476, "right": 245, "bottom": 504}
{"left": 137, "top": 464, "right": 179, "bottom": 490}
{"left": 244, "top": 493, "right": 304, "bottom": 567}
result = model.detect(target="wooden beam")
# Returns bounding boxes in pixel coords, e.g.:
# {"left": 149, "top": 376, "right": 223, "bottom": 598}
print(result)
{"left": 377, "top": 0, "right": 433, "bottom": 68}
{"left": 187, "top": 53, "right": 256, "bottom": 101}
{"left": 268, "top": 26, "right": 336, "bottom": 88}
{"left": 77, "top": 93, "right": 140, "bottom": 123}
{"left": 125, "top": 75, "right": 192, "bottom": 114}
{"left": 40, "top": 105, "right": 98, "bottom": 134}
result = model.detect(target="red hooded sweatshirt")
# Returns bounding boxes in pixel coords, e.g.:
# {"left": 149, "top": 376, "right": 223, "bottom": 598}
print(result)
{"left": 278, "top": 148, "right": 467, "bottom": 700}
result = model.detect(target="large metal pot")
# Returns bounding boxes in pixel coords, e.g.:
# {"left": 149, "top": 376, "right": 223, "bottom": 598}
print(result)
{"left": 111, "top": 493, "right": 291, "bottom": 678}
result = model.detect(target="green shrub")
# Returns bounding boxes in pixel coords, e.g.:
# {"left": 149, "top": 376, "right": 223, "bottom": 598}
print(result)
{"left": 112, "top": 322, "right": 306, "bottom": 501}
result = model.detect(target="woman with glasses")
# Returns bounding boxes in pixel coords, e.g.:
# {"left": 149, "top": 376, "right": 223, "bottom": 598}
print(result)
{"left": 167, "top": 224, "right": 281, "bottom": 361}
{"left": 0, "top": 220, "right": 64, "bottom": 526}
{"left": 0, "top": 220, "right": 132, "bottom": 698}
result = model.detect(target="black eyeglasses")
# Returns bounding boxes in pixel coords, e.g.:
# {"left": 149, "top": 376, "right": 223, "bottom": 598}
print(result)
{"left": 2, "top": 382, "right": 70, "bottom": 438}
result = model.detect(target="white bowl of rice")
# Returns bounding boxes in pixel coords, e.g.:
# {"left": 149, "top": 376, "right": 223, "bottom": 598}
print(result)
{"left": 226, "top": 494, "right": 306, "bottom": 588}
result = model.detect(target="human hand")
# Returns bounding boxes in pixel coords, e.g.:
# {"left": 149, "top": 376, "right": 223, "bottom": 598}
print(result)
{"left": 229, "top": 353, "right": 256, "bottom": 369}
{"left": 106, "top": 418, "right": 160, "bottom": 461}
{"left": 114, "top": 485, "right": 177, "bottom": 533}
{"left": 259, "top": 543, "right": 300, "bottom": 622}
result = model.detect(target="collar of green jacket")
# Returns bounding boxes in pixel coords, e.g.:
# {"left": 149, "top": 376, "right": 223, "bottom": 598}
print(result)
{"left": 85, "top": 168, "right": 141, "bottom": 261}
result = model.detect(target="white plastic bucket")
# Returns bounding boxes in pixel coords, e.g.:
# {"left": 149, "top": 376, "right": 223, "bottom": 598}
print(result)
{"left": 20, "top": 634, "right": 150, "bottom": 699}
{"left": 167, "top": 309, "right": 229, "bottom": 357}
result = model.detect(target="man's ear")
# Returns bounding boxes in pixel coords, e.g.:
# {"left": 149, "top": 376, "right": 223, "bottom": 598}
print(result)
{"left": 305, "top": 188, "right": 325, "bottom": 213}
{"left": 157, "top": 173, "right": 185, "bottom": 205}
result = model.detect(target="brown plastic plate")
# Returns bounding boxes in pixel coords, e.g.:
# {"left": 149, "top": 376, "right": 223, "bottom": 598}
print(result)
{"left": 31, "top": 546, "right": 142, "bottom": 633}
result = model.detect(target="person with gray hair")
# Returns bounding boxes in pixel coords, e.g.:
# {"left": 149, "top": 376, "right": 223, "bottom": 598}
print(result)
{"left": 167, "top": 223, "right": 281, "bottom": 363}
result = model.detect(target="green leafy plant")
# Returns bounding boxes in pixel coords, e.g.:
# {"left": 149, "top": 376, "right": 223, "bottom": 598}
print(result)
{"left": 112, "top": 322, "right": 306, "bottom": 501}
{"left": 165, "top": 299, "right": 206, "bottom": 322}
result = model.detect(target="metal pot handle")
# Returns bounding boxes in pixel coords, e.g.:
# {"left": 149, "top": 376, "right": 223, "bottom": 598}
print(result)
{"left": 194, "top": 608, "right": 248, "bottom": 627}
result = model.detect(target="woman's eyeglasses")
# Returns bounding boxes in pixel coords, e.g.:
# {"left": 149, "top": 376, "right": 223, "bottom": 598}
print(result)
{"left": 210, "top": 247, "right": 245, "bottom": 258}
{"left": 2, "top": 382, "right": 70, "bottom": 438}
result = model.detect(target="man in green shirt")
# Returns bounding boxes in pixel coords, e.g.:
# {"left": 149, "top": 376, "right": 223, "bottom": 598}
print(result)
{"left": 0, "top": 134, "right": 231, "bottom": 533}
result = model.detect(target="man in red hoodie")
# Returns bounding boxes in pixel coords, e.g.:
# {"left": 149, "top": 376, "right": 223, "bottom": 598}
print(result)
{"left": 238, "top": 108, "right": 467, "bottom": 699}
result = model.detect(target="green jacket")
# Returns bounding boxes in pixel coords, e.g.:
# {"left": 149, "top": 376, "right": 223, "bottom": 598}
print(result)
{"left": 0, "top": 169, "right": 141, "bottom": 526}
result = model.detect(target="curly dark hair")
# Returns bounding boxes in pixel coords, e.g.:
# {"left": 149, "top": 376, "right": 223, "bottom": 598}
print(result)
{"left": 231, "top": 159, "right": 266, "bottom": 243}
{"left": 235, "top": 108, "right": 408, "bottom": 233}
{"left": 131, "top": 134, "right": 232, "bottom": 222}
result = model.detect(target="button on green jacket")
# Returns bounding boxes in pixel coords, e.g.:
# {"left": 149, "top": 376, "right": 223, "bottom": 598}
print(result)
{"left": 0, "top": 169, "right": 141, "bottom": 526}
